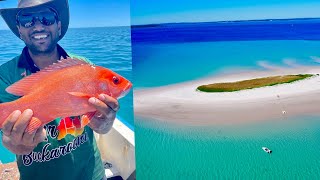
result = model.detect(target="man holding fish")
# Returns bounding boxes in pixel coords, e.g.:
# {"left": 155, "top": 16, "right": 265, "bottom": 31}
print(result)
{"left": 0, "top": 0, "right": 132, "bottom": 179}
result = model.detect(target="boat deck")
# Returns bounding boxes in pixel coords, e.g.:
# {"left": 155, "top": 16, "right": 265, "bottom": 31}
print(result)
{"left": 0, "top": 161, "right": 128, "bottom": 180}
{"left": 0, "top": 162, "right": 19, "bottom": 180}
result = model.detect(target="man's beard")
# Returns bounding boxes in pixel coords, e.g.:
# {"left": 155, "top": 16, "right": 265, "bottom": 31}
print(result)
{"left": 27, "top": 38, "right": 58, "bottom": 55}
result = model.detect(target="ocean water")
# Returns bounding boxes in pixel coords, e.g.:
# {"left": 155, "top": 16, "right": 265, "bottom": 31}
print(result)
{"left": 0, "top": 26, "right": 133, "bottom": 163}
{"left": 132, "top": 19, "right": 320, "bottom": 179}
{"left": 136, "top": 116, "right": 320, "bottom": 179}
{"left": 133, "top": 40, "right": 320, "bottom": 88}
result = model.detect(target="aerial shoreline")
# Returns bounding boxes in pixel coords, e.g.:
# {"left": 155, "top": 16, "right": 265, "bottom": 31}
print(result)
{"left": 134, "top": 66, "right": 320, "bottom": 125}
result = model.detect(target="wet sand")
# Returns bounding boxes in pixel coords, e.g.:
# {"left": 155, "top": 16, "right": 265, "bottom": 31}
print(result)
{"left": 134, "top": 66, "right": 320, "bottom": 125}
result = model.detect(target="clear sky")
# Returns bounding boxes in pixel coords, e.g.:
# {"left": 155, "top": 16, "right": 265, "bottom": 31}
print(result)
{"left": 131, "top": 0, "right": 320, "bottom": 25}
{"left": 0, "top": 0, "right": 130, "bottom": 30}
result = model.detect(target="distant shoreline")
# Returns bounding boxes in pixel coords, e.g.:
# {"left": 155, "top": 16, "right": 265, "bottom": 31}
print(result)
{"left": 131, "top": 17, "right": 320, "bottom": 28}
{"left": 131, "top": 18, "right": 320, "bottom": 43}
{"left": 0, "top": 26, "right": 130, "bottom": 31}
{"left": 134, "top": 66, "right": 320, "bottom": 125}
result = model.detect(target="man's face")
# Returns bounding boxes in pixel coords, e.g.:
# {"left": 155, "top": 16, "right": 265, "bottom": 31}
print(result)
{"left": 17, "top": 7, "right": 61, "bottom": 54}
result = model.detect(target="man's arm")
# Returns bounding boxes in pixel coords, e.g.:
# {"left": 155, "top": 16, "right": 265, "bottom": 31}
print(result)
{"left": 87, "top": 94, "right": 120, "bottom": 134}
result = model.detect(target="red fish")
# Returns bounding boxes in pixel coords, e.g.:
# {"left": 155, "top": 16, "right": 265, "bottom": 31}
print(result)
{"left": 0, "top": 57, "right": 132, "bottom": 133}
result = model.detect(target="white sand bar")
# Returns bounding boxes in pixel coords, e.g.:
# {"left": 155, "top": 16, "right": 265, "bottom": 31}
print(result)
{"left": 134, "top": 67, "right": 320, "bottom": 125}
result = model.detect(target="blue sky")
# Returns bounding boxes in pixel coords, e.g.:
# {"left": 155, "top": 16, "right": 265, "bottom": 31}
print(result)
{"left": 1, "top": 1, "right": 320, "bottom": 27}
{"left": 131, "top": 0, "right": 320, "bottom": 25}
{"left": 0, "top": 0, "right": 130, "bottom": 29}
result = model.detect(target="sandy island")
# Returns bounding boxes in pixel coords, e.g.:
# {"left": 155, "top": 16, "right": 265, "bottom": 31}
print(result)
{"left": 134, "top": 66, "right": 320, "bottom": 125}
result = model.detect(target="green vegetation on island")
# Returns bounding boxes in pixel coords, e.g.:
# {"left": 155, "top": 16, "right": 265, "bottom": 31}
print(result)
{"left": 197, "top": 74, "right": 315, "bottom": 92}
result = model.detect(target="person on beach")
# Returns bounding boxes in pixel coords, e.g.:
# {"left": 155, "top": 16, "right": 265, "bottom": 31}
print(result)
{"left": 0, "top": 0, "right": 118, "bottom": 179}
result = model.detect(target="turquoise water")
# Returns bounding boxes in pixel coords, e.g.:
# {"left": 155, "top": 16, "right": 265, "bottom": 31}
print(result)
{"left": 134, "top": 40, "right": 320, "bottom": 179}
{"left": 133, "top": 40, "right": 320, "bottom": 88}
{"left": 136, "top": 116, "right": 320, "bottom": 179}
{"left": 0, "top": 27, "right": 133, "bottom": 163}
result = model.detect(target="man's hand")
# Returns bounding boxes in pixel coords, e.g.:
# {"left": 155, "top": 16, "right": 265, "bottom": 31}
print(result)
{"left": 1, "top": 109, "right": 46, "bottom": 155}
{"left": 87, "top": 94, "right": 119, "bottom": 134}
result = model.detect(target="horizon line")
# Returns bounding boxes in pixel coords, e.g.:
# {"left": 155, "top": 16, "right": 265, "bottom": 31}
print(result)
{"left": 131, "top": 16, "right": 320, "bottom": 26}
{"left": 0, "top": 25, "right": 130, "bottom": 31}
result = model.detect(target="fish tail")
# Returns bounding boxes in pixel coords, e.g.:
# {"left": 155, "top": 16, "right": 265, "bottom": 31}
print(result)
{"left": 0, "top": 102, "right": 40, "bottom": 132}
{"left": 25, "top": 117, "right": 42, "bottom": 134}
{"left": 0, "top": 102, "right": 14, "bottom": 129}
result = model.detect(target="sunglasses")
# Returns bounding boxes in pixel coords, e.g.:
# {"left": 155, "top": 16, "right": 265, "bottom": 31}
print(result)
{"left": 16, "top": 11, "right": 58, "bottom": 28}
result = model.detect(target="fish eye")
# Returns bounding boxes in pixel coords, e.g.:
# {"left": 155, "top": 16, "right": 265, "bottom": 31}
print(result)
{"left": 112, "top": 76, "right": 120, "bottom": 85}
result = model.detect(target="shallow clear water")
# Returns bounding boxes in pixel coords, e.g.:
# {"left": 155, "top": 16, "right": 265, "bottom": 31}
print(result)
{"left": 135, "top": 116, "right": 320, "bottom": 179}
{"left": 0, "top": 27, "right": 133, "bottom": 163}
{"left": 133, "top": 40, "right": 320, "bottom": 88}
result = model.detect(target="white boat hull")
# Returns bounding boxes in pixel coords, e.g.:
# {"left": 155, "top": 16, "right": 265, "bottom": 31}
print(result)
{"left": 95, "top": 118, "right": 135, "bottom": 179}
{"left": 262, "top": 147, "right": 272, "bottom": 154}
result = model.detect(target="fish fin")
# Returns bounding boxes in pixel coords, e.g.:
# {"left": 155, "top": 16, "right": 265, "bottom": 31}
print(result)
{"left": 25, "top": 117, "right": 42, "bottom": 134}
{"left": 5, "top": 75, "right": 45, "bottom": 96}
{"left": 44, "top": 57, "right": 91, "bottom": 71}
{"left": 0, "top": 103, "right": 11, "bottom": 129}
{"left": 6, "top": 57, "right": 91, "bottom": 96}
{"left": 81, "top": 112, "right": 96, "bottom": 127}
{"left": 68, "top": 92, "right": 92, "bottom": 99}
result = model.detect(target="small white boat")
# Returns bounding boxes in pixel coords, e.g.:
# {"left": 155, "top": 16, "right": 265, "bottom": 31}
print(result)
{"left": 262, "top": 147, "right": 272, "bottom": 154}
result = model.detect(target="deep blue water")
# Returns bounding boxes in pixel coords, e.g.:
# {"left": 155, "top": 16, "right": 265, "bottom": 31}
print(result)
{"left": 0, "top": 26, "right": 133, "bottom": 163}
{"left": 131, "top": 18, "right": 320, "bottom": 44}
{"left": 132, "top": 18, "right": 320, "bottom": 88}
{"left": 132, "top": 40, "right": 320, "bottom": 88}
